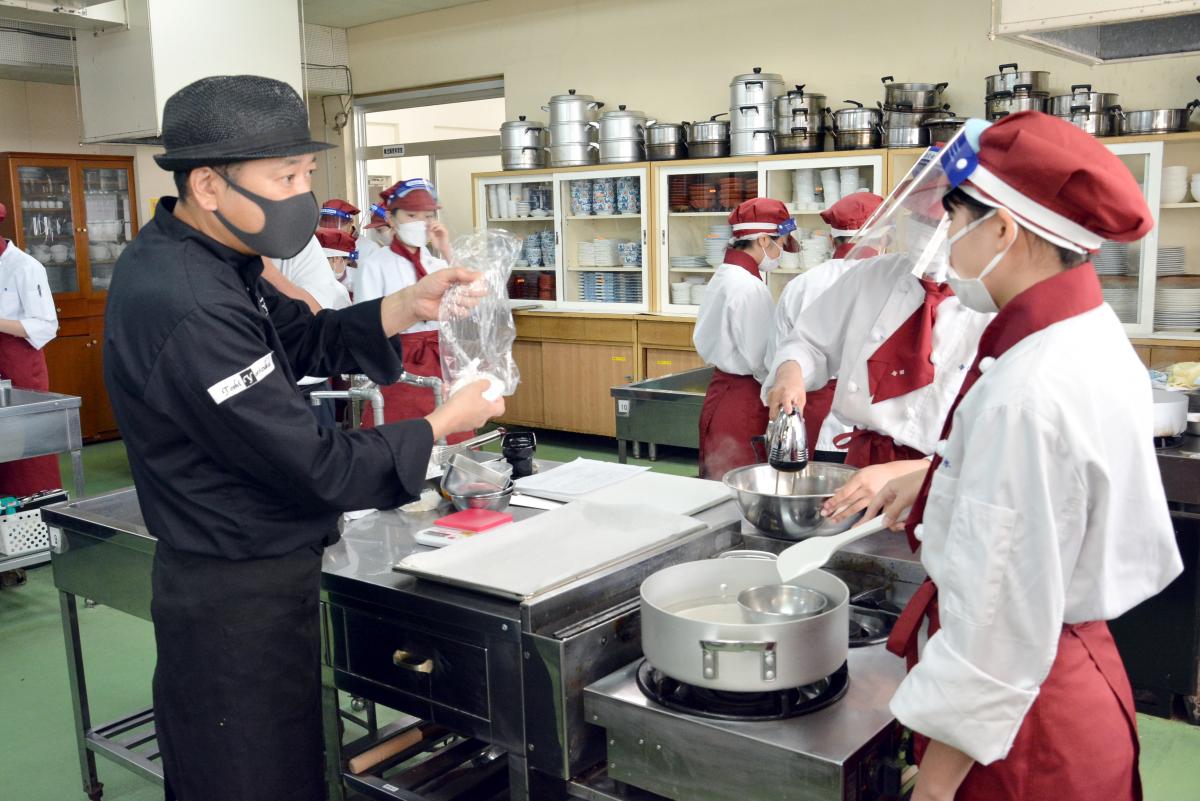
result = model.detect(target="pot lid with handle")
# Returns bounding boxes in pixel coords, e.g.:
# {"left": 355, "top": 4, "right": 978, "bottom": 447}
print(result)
{"left": 730, "top": 65, "right": 784, "bottom": 86}
{"left": 501, "top": 115, "right": 546, "bottom": 130}
{"left": 602, "top": 104, "right": 649, "bottom": 119}
{"left": 881, "top": 76, "right": 950, "bottom": 93}
{"left": 546, "top": 88, "right": 604, "bottom": 106}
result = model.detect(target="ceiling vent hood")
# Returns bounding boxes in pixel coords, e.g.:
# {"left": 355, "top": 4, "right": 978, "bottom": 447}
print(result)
{"left": 73, "top": 0, "right": 303, "bottom": 144}
{"left": 992, "top": 0, "right": 1200, "bottom": 64}
{"left": 0, "top": 0, "right": 126, "bottom": 30}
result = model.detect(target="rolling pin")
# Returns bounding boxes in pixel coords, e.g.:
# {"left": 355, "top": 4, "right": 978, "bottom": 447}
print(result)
{"left": 348, "top": 724, "right": 436, "bottom": 775}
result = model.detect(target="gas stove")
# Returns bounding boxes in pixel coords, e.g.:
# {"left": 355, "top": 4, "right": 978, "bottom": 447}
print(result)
{"left": 578, "top": 645, "right": 908, "bottom": 801}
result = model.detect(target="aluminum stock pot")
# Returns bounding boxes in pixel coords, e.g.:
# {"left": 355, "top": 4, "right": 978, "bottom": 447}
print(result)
{"left": 883, "top": 125, "right": 928, "bottom": 149}
{"left": 774, "top": 86, "right": 827, "bottom": 134}
{"left": 549, "top": 120, "right": 598, "bottom": 145}
{"left": 640, "top": 551, "right": 850, "bottom": 691}
{"left": 730, "top": 66, "right": 786, "bottom": 107}
{"left": 599, "top": 105, "right": 652, "bottom": 142}
{"left": 828, "top": 100, "right": 882, "bottom": 132}
{"left": 730, "top": 129, "right": 775, "bottom": 156}
{"left": 599, "top": 138, "right": 645, "bottom": 164}
{"left": 775, "top": 130, "right": 825, "bottom": 153}
{"left": 1057, "top": 106, "right": 1117, "bottom": 137}
{"left": 647, "top": 142, "right": 688, "bottom": 161}
{"left": 985, "top": 87, "right": 1048, "bottom": 120}
{"left": 985, "top": 62, "right": 1051, "bottom": 97}
{"left": 1049, "top": 84, "right": 1118, "bottom": 116}
{"left": 686, "top": 141, "right": 728, "bottom": 159}
{"left": 548, "top": 142, "right": 599, "bottom": 167}
{"left": 923, "top": 115, "right": 968, "bottom": 146}
{"left": 688, "top": 113, "right": 730, "bottom": 144}
{"left": 1115, "top": 100, "right": 1200, "bottom": 135}
{"left": 500, "top": 116, "right": 548, "bottom": 150}
{"left": 880, "top": 102, "right": 950, "bottom": 128}
{"left": 731, "top": 102, "right": 774, "bottom": 132}
{"left": 543, "top": 89, "right": 605, "bottom": 124}
{"left": 501, "top": 146, "right": 546, "bottom": 171}
{"left": 881, "top": 76, "right": 949, "bottom": 110}
{"left": 646, "top": 121, "right": 687, "bottom": 147}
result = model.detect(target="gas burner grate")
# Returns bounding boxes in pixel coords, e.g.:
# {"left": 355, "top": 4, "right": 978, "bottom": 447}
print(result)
{"left": 635, "top": 659, "right": 849, "bottom": 721}
{"left": 849, "top": 606, "right": 898, "bottom": 647}
{"left": 1155, "top": 435, "right": 1185, "bottom": 450}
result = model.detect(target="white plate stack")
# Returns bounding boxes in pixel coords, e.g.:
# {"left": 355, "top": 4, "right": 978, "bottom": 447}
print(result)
{"left": 801, "top": 235, "right": 832, "bottom": 269}
{"left": 1161, "top": 165, "right": 1189, "bottom": 205}
{"left": 690, "top": 281, "right": 709, "bottom": 304}
{"left": 669, "top": 256, "right": 709, "bottom": 269}
{"left": 1101, "top": 285, "right": 1139, "bottom": 323}
{"left": 705, "top": 223, "right": 733, "bottom": 266}
{"left": 839, "top": 166, "right": 861, "bottom": 200}
{"left": 670, "top": 281, "right": 692, "bottom": 304}
{"left": 820, "top": 168, "right": 840, "bottom": 208}
{"left": 1094, "top": 241, "right": 1129, "bottom": 276}
{"left": 1157, "top": 246, "right": 1186, "bottom": 276}
{"left": 793, "top": 169, "right": 818, "bottom": 208}
{"left": 578, "top": 241, "right": 596, "bottom": 267}
{"left": 1154, "top": 282, "right": 1200, "bottom": 332}
{"left": 592, "top": 238, "right": 619, "bottom": 267}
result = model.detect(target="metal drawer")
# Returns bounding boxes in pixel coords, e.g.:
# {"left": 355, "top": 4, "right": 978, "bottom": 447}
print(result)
{"left": 331, "top": 606, "right": 491, "bottom": 722}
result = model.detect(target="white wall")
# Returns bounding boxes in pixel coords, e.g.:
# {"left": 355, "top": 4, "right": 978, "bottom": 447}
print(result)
{"left": 0, "top": 78, "right": 175, "bottom": 226}
{"left": 347, "top": 0, "right": 1200, "bottom": 125}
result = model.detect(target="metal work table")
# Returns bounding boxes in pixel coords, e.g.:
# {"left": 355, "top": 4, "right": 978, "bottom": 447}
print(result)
{"left": 611, "top": 367, "right": 711, "bottom": 463}
{"left": 1, "top": 380, "right": 84, "bottom": 571}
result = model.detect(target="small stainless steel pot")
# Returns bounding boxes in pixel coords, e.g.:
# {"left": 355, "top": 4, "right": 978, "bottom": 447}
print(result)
{"left": 647, "top": 142, "right": 688, "bottom": 161}
{"left": 548, "top": 142, "right": 599, "bottom": 167}
{"left": 1057, "top": 106, "right": 1116, "bottom": 137}
{"left": 1115, "top": 100, "right": 1200, "bottom": 135}
{"left": 774, "top": 86, "right": 827, "bottom": 134}
{"left": 881, "top": 76, "right": 949, "bottom": 111}
{"left": 500, "top": 116, "right": 548, "bottom": 150}
{"left": 640, "top": 553, "right": 849, "bottom": 691}
{"left": 688, "top": 113, "right": 730, "bottom": 143}
{"left": 1049, "top": 84, "right": 1118, "bottom": 116}
{"left": 542, "top": 89, "right": 604, "bottom": 124}
{"left": 501, "top": 146, "right": 546, "bottom": 171}
{"left": 598, "top": 138, "right": 645, "bottom": 164}
{"left": 549, "top": 120, "right": 598, "bottom": 145}
{"left": 775, "top": 107, "right": 822, "bottom": 135}
{"left": 730, "top": 129, "right": 774, "bottom": 156}
{"left": 985, "top": 62, "right": 1051, "bottom": 96}
{"left": 731, "top": 102, "right": 774, "bottom": 132}
{"left": 729, "top": 66, "right": 786, "bottom": 108}
{"left": 599, "top": 105, "right": 652, "bottom": 143}
{"left": 922, "top": 116, "right": 968, "bottom": 146}
{"left": 882, "top": 125, "right": 929, "bottom": 149}
{"left": 834, "top": 128, "right": 882, "bottom": 151}
{"left": 828, "top": 100, "right": 882, "bottom": 132}
{"left": 879, "top": 102, "right": 949, "bottom": 128}
{"left": 645, "top": 121, "right": 688, "bottom": 147}
{"left": 985, "top": 87, "right": 1049, "bottom": 120}
{"left": 685, "top": 141, "right": 729, "bottom": 159}
{"left": 775, "top": 130, "right": 825, "bottom": 153}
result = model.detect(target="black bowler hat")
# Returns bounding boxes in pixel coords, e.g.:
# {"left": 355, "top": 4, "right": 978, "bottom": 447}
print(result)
{"left": 154, "top": 75, "right": 334, "bottom": 171}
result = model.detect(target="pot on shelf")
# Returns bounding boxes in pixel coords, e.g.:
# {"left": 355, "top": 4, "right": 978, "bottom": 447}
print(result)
{"left": 598, "top": 138, "right": 646, "bottom": 164}
{"left": 685, "top": 141, "right": 729, "bottom": 160}
{"left": 985, "top": 86, "right": 1049, "bottom": 120}
{"left": 729, "top": 66, "right": 786, "bottom": 108}
{"left": 775, "top": 129, "right": 825, "bottom": 153}
{"left": 548, "top": 142, "right": 599, "bottom": 167}
{"left": 882, "top": 125, "right": 928, "bottom": 149}
{"left": 827, "top": 100, "right": 882, "bottom": 133}
{"left": 1048, "top": 84, "right": 1118, "bottom": 116}
{"left": 922, "top": 116, "right": 969, "bottom": 146}
{"left": 598, "top": 105, "right": 652, "bottom": 142}
{"left": 730, "top": 129, "right": 775, "bottom": 157}
{"left": 984, "top": 62, "right": 1051, "bottom": 97}
{"left": 500, "top": 116, "right": 548, "bottom": 150}
{"left": 542, "top": 89, "right": 605, "bottom": 124}
{"left": 688, "top": 113, "right": 730, "bottom": 144}
{"left": 1056, "top": 105, "right": 1117, "bottom": 137}
{"left": 647, "top": 142, "right": 689, "bottom": 161}
{"left": 549, "top": 120, "right": 599, "bottom": 145}
{"left": 1115, "top": 84, "right": 1200, "bottom": 135}
{"left": 773, "top": 86, "right": 827, "bottom": 134}
{"left": 731, "top": 102, "right": 774, "bottom": 132}
{"left": 501, "top": 146, "right": 546, "bottom": 171}
{"left": 881, "top": 76, "right": 949, "bottom": 111}
{"left": 645, "top": 121, "right": 688, "bottom": 147}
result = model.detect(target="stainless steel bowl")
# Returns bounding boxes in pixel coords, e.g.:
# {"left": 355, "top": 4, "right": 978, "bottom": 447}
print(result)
{"left": 738, "top": 584, "right": 829, "bottom": 623}
{"left": 447, "top": 485, "right": 514, "bottom": 512}
{"left": 722, "top": 462, "right": 861, "bottom": 540}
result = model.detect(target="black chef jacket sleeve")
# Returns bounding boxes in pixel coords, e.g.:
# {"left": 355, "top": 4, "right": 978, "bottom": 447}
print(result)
{"left": 262, "top": 284, "right": 406, "bottom": 386}
{"left": 143, "top": 300, "right": 433, "bottom": 510}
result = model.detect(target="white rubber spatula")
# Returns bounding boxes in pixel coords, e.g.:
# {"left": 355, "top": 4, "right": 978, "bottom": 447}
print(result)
{"left": 776, "top": 516, "right": 891, "bottom": 583}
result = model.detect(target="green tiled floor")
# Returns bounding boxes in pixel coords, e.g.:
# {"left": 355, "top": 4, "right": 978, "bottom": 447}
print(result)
{"left": 3, "top": 437, "right": 1197, "bottom": 800}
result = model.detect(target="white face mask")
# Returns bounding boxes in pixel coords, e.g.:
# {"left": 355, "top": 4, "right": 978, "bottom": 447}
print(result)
{"left": 945, "top": 209, "right": 1016, "bottom": 314}
{"left": 395, "top": 220, "right": 428, "bottom": 248}
{"left": 758, "top": 237, "right": 782, "bottom": 273}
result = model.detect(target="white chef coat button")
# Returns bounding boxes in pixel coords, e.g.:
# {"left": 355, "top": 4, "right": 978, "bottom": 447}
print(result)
{"left": 872, "top": 330, "right": 883, "bottom": 341}
{"left": 914, "top": 524, "right": 926, "bottom": 541}
{"left": 847, "top": 381, "right": 859, "bottom": 393}
{"left": 905, "top": 407, "right": 916, "bottom": 420}
{"left": 929, "top": 353, "right": 940, "bottom": 366}
{"left": 979, "top": 356, "right": 996, "bottom": 372}
{"left": 935, "top": 439, "right": 947, "bottom": 456}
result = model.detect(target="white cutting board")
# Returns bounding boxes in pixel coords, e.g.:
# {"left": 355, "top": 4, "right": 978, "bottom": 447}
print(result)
{"left": 575, "top": 471, "right": 733, "bottom": 516}
{"left": 394, "top": 501, "right": 704, "bottom": 600}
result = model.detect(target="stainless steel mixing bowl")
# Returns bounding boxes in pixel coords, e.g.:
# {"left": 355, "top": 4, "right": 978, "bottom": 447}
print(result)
{"left": 738, "top": 584, "right": 829, "bottom": 623}
{"left": 722, "top": 462, "right": 861, "bottom": 540}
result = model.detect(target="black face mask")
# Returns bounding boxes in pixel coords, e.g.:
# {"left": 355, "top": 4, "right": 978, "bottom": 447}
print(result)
{"left": 214, "top": 171, "right": 319, "bottom": 260}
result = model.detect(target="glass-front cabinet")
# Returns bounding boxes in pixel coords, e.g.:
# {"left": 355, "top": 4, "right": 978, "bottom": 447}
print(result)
{"left": 757, "top": 154, "right": 884, "bottom": 301}
{"left": 0, "top": 153, "right": 140, "bottom": 301}
{"left": 1146, "top": 137, "right": 1200, "bottom": 338}
{"left": 1104, "top": 142, "right": 1163, "bottom": 336}
{"left": 653, "top": 161, "right": 759, "bottom": 315}
{"left": 475, "top": 166, "right": 651, "bottom": 313}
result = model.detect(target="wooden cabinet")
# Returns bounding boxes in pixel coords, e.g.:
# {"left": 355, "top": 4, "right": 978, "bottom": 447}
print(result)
{"left": 644, "top": 347, "right": 706, "bottom": 380}
{"left": 541, "top": 342, "right": 634, "bottom": 437}
{"left": 503, "top": 340, "right": 545, "bottom": 425}
{"left": 0, "top": 152, "right": 139, "bottom": 441}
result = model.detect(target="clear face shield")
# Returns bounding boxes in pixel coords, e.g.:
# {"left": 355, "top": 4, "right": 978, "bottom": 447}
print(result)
{"left": 840, "top": 127, "right": 981, "bottom": 279}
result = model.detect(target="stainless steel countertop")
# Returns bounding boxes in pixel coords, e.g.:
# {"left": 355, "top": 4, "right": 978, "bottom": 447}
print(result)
{"left": 0, "top": 384, "right": 81, "bottom": 419}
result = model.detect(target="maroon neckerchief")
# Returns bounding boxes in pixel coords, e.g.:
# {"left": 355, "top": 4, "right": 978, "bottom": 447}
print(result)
{"left": 866, "top": 278, "right": 956, "bottom": 404}
{"left": 903, "top": 262, "right": 1104, "bottom": 551}
{"left": 723, "top": 248, "right": 761, "bottom": 280}
{"left": 389, "top": 237, "right": 427, "bottom": 279}
{"left": 0, "top": 238, "right": 8, "bottom": 258}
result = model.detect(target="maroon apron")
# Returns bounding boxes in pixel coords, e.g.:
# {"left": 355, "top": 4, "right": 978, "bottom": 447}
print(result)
{"left": 886, "top": 263, "right": 1141, "bottom": 800}
{"left": 698, "top": 368, "right": 768, "bottom": 480}
{"left": 0, "top": 332, "right": 64, "bottom": 495}
{"left": 803, "top": 380, "right": 837, "bottom": 454}
{"left": 361, "top": 239, "right": 472, "bottom": 444}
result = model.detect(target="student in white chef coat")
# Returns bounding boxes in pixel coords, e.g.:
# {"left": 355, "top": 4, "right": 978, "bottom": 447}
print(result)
{"left": 764, "top": 161, "right": 993, "bottom": 521}
{"left": 355, "top": 178, "right": 472, "bottom": 442}
{"left": 319, "top": 198, "right": 361, "bottom": 290}
{"left": 864, "top": 112, "right": 1182, "bottom": 801}
{"left": 0, "top": 201, "right": 61, "bottom": 497}
{"left": 693, "top": 197, "right": 793, "bottom": 478}
{"left": 355, "top": 202, "right": 390, "bottom": 264}
{"left": 765, "top": 192, "right": 883, "bottom": 461}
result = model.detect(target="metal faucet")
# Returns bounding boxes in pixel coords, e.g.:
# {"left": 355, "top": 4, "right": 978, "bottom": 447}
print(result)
{"left": 309, "top": 372, "right": 446, "bottom": 444}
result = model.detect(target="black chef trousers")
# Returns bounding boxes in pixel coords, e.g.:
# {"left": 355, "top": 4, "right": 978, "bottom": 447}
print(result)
{"left": 151, "top": 543, "right": 325, "bottom": 801}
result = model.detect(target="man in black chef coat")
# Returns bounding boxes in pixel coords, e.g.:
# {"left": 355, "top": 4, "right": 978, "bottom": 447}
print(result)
{"left": 103, "top": 75, "right": 503, "bottom": 801}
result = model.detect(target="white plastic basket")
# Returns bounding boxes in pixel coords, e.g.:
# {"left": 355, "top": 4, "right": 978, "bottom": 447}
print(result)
{"left": 0, "top": 510, "right": 52, "bottom": 557}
